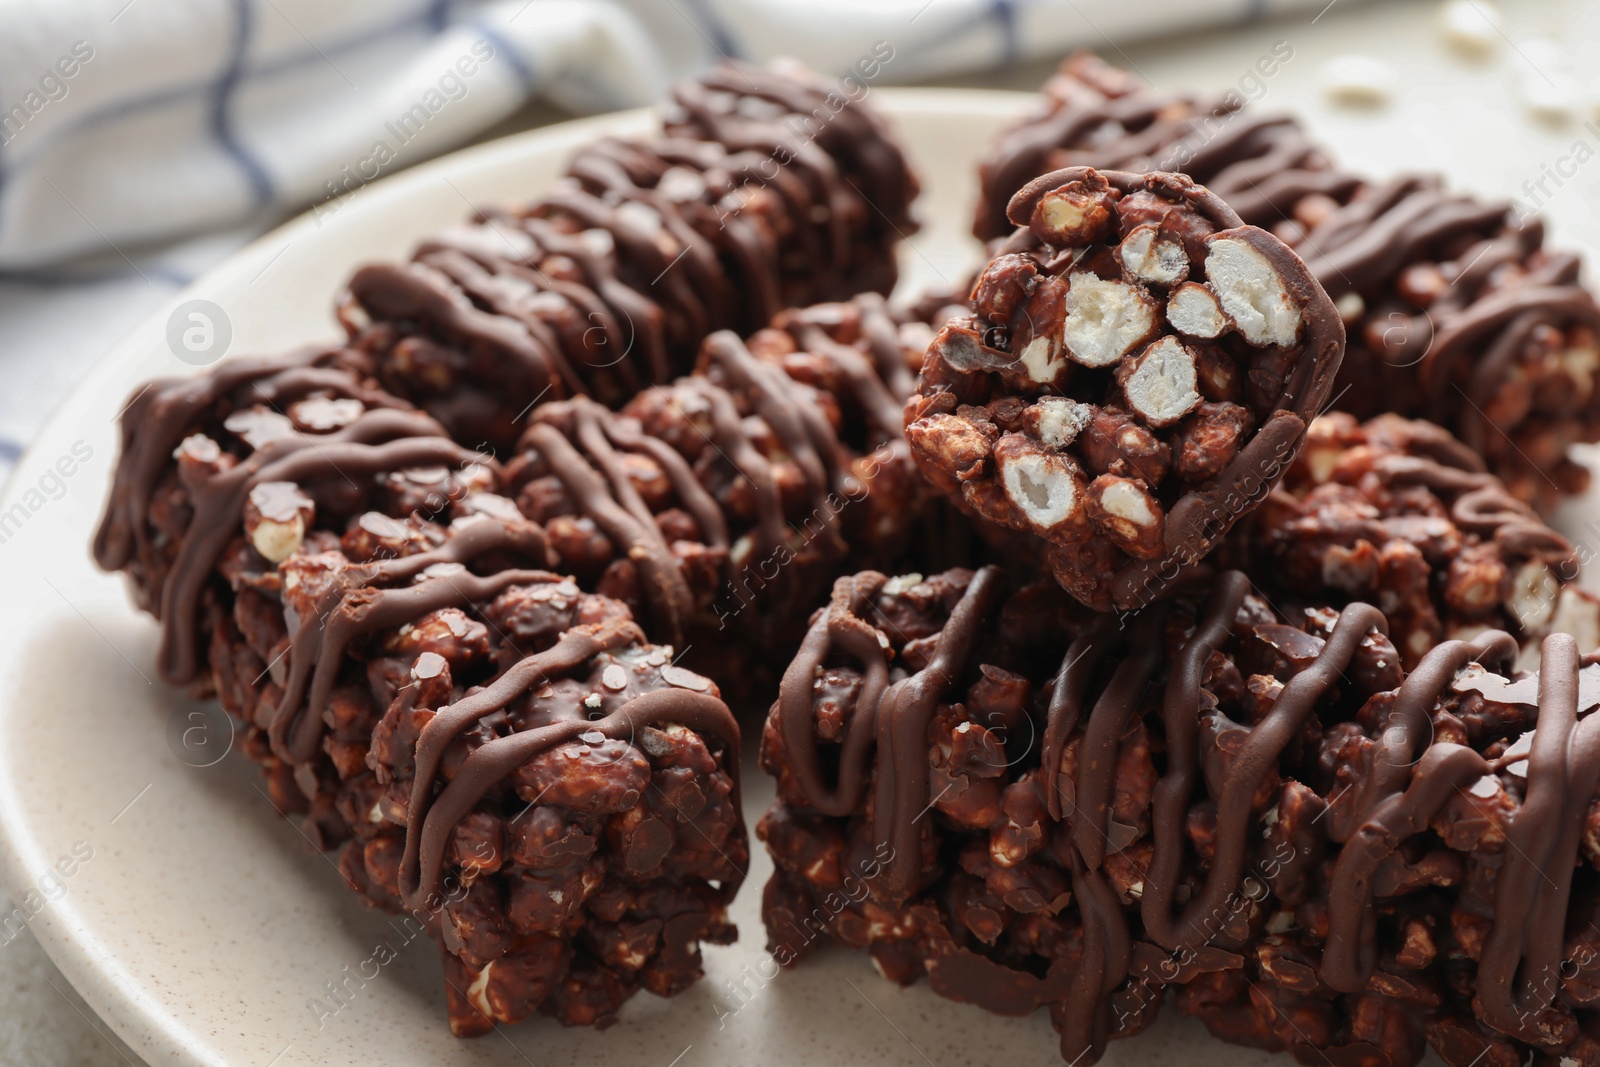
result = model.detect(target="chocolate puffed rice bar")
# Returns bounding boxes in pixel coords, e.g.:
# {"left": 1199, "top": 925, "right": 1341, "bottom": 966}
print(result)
{"left": 758, "top": 564, "right": 1600, "bottom": 1066}
{"left": 905, "top": 166, "right": 1345, "bottom": 611}
{"left": 338, "top": 60, "right": 920, "bottom": 451}
{"left": 972, "top": 50, "right": 1600, "bottom": 509}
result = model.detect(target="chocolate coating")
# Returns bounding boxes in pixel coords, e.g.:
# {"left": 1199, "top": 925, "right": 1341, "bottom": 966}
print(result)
{"left": 92, "top": 346, "right": 754, "bottom": 1036}
{"left": 1234, "top": 411, "right": 1593, "bottom": 668}
{"left": 974, "top": 51, "right": 1600, "bottom": 509}
{"left": 91, "top": 346, "right": 464, "bottom": 685}
{"left": 339, "top": 60, "right": 919, "bottom": 451}
{"left": 397, "top": 614, "right": 742, "bottom": 910}
{"left": 761, "top": 563, "right": 1600, "bottom": 1065}
{"left": 500, "top": 297, "right": 941, "bottom": 667}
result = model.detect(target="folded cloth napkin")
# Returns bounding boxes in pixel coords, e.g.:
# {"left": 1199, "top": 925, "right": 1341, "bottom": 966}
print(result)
{"left": 0, "top": 0, "right": 1327, "bottom": 269}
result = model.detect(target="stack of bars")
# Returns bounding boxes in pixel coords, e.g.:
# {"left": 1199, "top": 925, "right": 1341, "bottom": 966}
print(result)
{"left": 94, "top": 59, "right": 932, "bottom": 1035}
{"left": 975, "top": 50, "right": 1600, "bottom": 510}
{"left": 88, "top": 47, "right": 1600, "bottom": 1067}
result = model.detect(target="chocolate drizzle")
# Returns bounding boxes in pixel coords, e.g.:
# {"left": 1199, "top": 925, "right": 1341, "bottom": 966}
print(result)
{"left": 1039, "top": 588, "right": 1394, "bottom": 1059}
{"left": 665, "top": 60, "right": 919, "bottom": 274}
{"left": 1421, "top": 286, "right": 1600, "bottom": 451}
{"left": 776, "top": 568, "right": 1005, "bottom": 902}
{"left": 168, "top": 424, "right": 486, "bottom": 667}
{"left": 975, "top": 51, "right": 1600, "bottom": 506}
{"left": 696, "top": 326, "right": 900, "bottom": 557}
{"left": 1147, "top": 601, "right": 1386, "bottom": 958}
{"left": 517, "top": 399, "right": 715, "bottom": 645}
{"left": 1243, "top": 411, "right": 1588, "bottom": 671}
{"left": 1139, "top": 573, "right": 1251, "bottom": 946}
{"left": 870, "top": 568, "right": 1008, "bottom": 896}
{"left": 338, "top": 60, "right": 918, "bottom": 449}
{"left": 91, "top": 348, "right": 472, "bottom": 684}
{"left": 1378, "top": 446, "right": 1577, "bottom": 568}
{"left": 777, "top": 293, "right": 918, "bottom": 409}
{"left": 772, "top": 565, "right": 1600, "bottom": 1063}
{"left": 495, "top": 312, "right": 919, "bottom": 655}
{"left": 95, "top": 348, "right": 396, "bottom": 582}
{"left": 1282, "top": 182, "right": 1600, "bottom": 469}
{"left": 777, "top": 573, "right": 893, "bottom": 818}
{"left": 267, "top": 522, "right": 552, "bottom": 764}
{"left": 1321, "top": 632, "right": 1600, "bottom": 1044}
{"left": 398, "top": 616, "right": 742, "bottom": 911}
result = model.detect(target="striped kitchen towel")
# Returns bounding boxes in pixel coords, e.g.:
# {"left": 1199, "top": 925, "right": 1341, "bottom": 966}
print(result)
{"left": 0, "top": 0, "right": 1329, "bottom": 269}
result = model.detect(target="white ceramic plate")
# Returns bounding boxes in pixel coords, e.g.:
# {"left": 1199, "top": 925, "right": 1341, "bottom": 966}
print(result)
{"left": 3, "top": 88, "right": 1596, "bottom": 1067}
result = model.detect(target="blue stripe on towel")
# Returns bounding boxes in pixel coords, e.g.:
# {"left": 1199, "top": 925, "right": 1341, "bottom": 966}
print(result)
{"left": 214, "top": 0, "right": 275, "bottom": 205}
{"left": 472, "top": 20, "right": 537, "bottom": 94}
{"left": 990, "top": 0, "right": 1020, "bottom": 63}
{"left": 909, "top": 0, "right": 1030, "bottom": 63}
{"left": 682, "top": 0, "right": 743, "bottom": 60}
{"left": 0, "top": 5, "right": 438, "bottom": 177}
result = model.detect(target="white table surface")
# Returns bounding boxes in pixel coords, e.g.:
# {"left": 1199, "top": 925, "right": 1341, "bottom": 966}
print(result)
{"left": 4, "top": 0, "right": 1599, "bottom": 1062}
